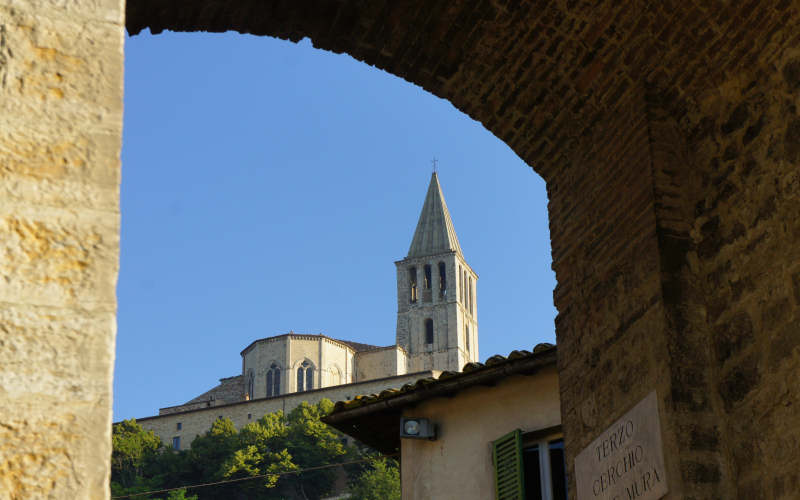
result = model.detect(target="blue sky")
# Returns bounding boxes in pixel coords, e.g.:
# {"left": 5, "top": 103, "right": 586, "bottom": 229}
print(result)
{"left": 115, "top": 31, "right": 556, "bottom": 420}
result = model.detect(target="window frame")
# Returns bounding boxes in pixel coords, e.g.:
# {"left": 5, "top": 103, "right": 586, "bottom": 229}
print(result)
{"left": 424, "top": 318, "right": 434, "bottom": 345}
{"left": 267, "top": 363, "right": 281, "bottom": 397}
{"left": 522, "top": 428, "right": 566, "bottom": 500}
{"left": 492, "top": 427, "right": 566, "bottom": 500}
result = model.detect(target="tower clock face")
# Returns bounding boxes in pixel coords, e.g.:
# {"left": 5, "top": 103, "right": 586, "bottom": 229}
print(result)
{"left": 403, "top": 419, "right": 420, "bottom": 435}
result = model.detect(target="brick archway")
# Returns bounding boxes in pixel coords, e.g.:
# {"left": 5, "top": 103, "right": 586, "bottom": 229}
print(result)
{"left": 125, "top": 3, "right": 800, "bottom": 498}
{"left": 2, "top": 0, "right": 798, "bottom": 497}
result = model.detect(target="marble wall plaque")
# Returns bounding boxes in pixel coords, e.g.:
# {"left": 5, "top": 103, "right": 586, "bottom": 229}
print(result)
{"left": 574, "top": 391, "right": 668, "bottom": 500}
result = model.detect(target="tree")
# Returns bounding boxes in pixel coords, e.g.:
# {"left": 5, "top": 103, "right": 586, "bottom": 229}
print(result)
{"left": 111, "top": 419, "right": 163, "bottom": 490}
{"left": 348, "top": 458, "right": 401, "bottom": 500}
{"left": 282, "top": 400, "right": 348, "bottom": 499}
{"left": 111, "top": 400, "right": 362, "bottom": 499}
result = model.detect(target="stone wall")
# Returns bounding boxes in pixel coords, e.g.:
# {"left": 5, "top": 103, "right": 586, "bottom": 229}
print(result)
{"left": 138, "top": 371, "right": 439, "bottom": 450}
{"left": 396, "top": 252, "right": 476, "bottom": 373}
{"left": 354, "top": 346, "right": 405, "bottom": 381}
{"left": 0, "top": 0, "right": 124, "bottom": 497}
{"left": 160, "top": 375, "right": 244, "bottom": 415}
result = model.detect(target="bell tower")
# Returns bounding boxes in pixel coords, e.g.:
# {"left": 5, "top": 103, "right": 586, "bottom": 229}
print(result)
{"left": 395, "top": 172, "right": 478, "bottom": 373}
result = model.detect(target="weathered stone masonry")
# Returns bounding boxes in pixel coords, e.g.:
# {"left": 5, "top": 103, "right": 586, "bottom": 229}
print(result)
{"left": 0, "top": 0, "right": 124, "bottom": 498}
{"left": 2, "top": 0, "right": 799, "bottom": 498}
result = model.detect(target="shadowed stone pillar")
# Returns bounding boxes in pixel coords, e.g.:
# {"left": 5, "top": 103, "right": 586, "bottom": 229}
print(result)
{"left": 0, "top": 0, "right": 124, "bottom": 497}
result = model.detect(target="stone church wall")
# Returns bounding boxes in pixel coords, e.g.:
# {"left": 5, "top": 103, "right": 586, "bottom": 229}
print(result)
{"left": 319, "top": 337, "right": 355, "bottom": 386}
{"left": 159, "top": 375, "right": 244, "bottom": 415}
{"left": 138, "top": 371, "right": 438, "bottom": 450}
{"left": 354, "top": 346, "right": 406, "bottom": 381}
{"left": 242, "top": 337, "right": 289, "bottom": 397}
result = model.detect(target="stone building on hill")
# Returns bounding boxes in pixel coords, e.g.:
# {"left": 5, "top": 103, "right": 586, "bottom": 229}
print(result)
{"left": 137, "top": 172, "right": 480, "bottom": 448}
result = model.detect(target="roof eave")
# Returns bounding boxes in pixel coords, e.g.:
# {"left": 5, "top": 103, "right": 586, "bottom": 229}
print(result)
{"left": 323, "top": 347, "right": 557, "bottom": 451}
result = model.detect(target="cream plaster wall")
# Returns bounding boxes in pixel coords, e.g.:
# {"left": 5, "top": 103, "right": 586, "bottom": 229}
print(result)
{"left": 0, "top": 0, "right": 124, "bottom": 497}
{"left": 400, "top": 367, "right": 560, "bottom": 500}
{"left": 139, "top": 371, "right": 438, "bottom": 449}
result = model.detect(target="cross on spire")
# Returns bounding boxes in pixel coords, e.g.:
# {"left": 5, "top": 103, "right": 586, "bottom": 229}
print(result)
{"left": 432, "top": 157, "right": 438, "bottom": 174}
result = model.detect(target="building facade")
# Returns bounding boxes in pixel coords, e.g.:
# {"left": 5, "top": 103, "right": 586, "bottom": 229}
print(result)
{"left": 323, "top": 344, "right": 562, "bottom": 500}
{"left": 137, "top": 173, "right": 479, "bottom": 448}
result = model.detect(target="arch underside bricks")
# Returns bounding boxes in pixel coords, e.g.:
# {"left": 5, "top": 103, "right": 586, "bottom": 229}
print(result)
{"left": 123, "top": 1, "right": 797, "bottom": 498}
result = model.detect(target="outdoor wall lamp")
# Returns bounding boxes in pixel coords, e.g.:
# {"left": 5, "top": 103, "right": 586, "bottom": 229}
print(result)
{"left": 400, "top": 417, "right": 437, "bottom": 440}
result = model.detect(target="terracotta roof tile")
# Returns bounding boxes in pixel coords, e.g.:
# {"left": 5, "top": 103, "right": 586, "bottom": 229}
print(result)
{"left": 328, "top": 343, "right": 555, "bottom": 414}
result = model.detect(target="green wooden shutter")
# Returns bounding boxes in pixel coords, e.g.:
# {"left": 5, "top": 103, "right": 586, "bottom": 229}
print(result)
{"left": 493, "top": 429, "right": 525, "bottom": 500}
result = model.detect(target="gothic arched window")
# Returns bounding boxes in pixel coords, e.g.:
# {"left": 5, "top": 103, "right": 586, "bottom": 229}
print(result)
{"left": 297, "top": 361, "right": 314, "bottom": 392}
{"left": 409, "top": 267, "right": 418, "bottom": 303}
{"left": 424, "top": 264, "right": 432, "bottom": 289}
{"left": 247, "top": 371, "right": 254, "bottom": 400}
{"left": 306, "top": 362, "right": 314, "bottom": 390}
{"left": 267, "top": 363, "right": 281, "bottom": 397}
{"left": 425, "top": 319, "right": 434, "bottom": 345}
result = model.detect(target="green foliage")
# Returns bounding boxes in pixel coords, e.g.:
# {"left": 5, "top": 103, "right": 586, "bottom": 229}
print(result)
{"left": 348, "top": 458, "right": 401, "bottom": 500}
{"left": 153, "top": 488, "right": 198, "bottom": 500}
{"left": 111, "top": 400, "right": 374, "bottom": 500}
{"left": 111, "top": 419, "right": 163, "bottom": 490}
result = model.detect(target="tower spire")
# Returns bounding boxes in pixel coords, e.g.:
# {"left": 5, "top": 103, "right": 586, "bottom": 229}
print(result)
{"left": 395, "top": 172, "right": 478, "bottom": 373}
{"left": 407, "top": 172, "right": 462, "bottom": 258}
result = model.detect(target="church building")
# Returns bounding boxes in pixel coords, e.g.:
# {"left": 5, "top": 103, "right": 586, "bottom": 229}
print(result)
{"left": 136, "top": 173, "right": 479, "bottom": 449}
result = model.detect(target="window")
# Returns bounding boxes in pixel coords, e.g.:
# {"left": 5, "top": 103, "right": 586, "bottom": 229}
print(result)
{"left": 424, "top": 264, "right": 432, "bottom": 289}
{"left": 459, "top": 265, "right": 463, "bottom": 303}
{"left": 425, "top": 319, "right": 434, "bottom": 345}
{"left": 297, "top": 360, "right": 314, "bottom": 391}
{"left": 176, "top": 422, "right": 182, "bottom": 431}
{"left": 463, "top": 269, "right": 468, "bottom": 305}
{"left": 469, "top": 276, "right": 474, "bottom": 315}
{"left": 247, "top": 371, "right": 254, "bottom": 400}
{"left": 267, "top": 363, "right": 281, "bottom": 397}
{"left": 248, "top": 413, "right": 252, "bottom": 420}
{"left": 409, "top": 267, "right": 418, "bottom": 303}
{"left": 297, "top": 366, "right": 304, "bottom": 392}
{"left": 492, "top": 430, "right": 567, "bottom": 500}
{"left": 306, "top": 363, "right": 314, "bottom": 390}
{"left": 465, "top": 324, "right": 470, "bottom": 353}
{"left": 172, "top": 436, "right": 180, "bottom": 450}
{"left": 438, "top": 262, "right": 447, "bottom": 296}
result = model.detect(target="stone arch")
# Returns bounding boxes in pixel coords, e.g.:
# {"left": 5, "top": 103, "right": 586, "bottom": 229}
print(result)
{"left": 1, "top": 1, "right": 793, "bottom": 497}
{"left": 266, "top": 361, "right": 282, "bottom": 397}
{"left": 117, "top": 4, "right": 800, "bottom": 497}
{"left": 293, "top": 358, "right": 316, "bottom": 392}
{"left": 120, "top": 3, "right": 800, "bottom": 498}
{"left": 329, "top": 364, "right": 343, "bottom": 387}
{"left": 246, "top": 369, "right": 255, "bottom": 400}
